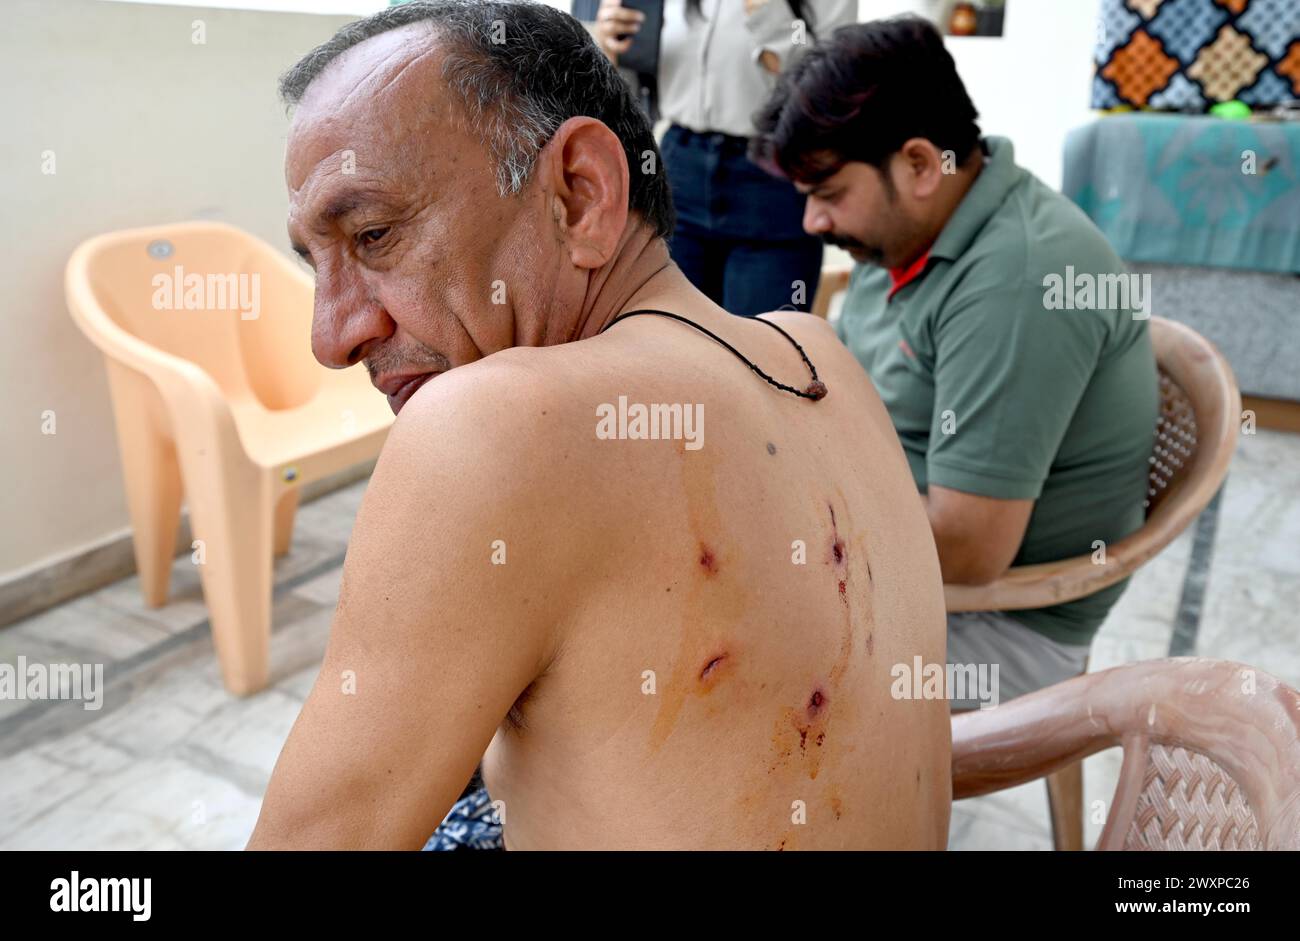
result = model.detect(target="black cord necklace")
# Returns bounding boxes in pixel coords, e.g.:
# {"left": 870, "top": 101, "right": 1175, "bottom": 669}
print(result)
{"left": 598, "top": 308, "right": 828, "bottom": 402}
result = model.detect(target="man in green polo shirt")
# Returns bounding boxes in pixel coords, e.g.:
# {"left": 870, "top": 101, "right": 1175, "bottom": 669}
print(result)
{"left": 752, "top": 16, "right": 1158, "bottom": 708}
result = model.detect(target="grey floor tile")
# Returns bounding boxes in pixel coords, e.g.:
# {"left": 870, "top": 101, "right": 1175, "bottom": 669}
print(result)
{"left": 266, "top": 602, "right": 332, "bottom": 688}
{"left": 9, "top": 594, "right": 172, "bottom": 663}
{"left": 291, "top": 565, "right": 343, "bottom": 607}
{"left": 948, "top": 804, "right": 1052, "bottom": 851}
{"left": 0, "top": 749, "right": 96, "bottom": 844}
{"left": 2, "top": 756, "right": 259, "bottom": 851}
{"left": 1196, "top": 560, "right": 1300, "bottom": 689}
{"left": 181, "top": 688, "right": 302, "bottom": 786}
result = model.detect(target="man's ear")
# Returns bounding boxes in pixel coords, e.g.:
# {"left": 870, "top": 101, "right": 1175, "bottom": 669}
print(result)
{"left": 536, "top": 116, "right": 630, "bottom": 269}
{"left": 896, "top": 137, "right": 946, "bottom": 200}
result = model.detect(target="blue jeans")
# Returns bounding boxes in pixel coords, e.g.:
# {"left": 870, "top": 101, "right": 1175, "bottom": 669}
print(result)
{"left": 660, "top": 124, "right": 824, "bottom": 318}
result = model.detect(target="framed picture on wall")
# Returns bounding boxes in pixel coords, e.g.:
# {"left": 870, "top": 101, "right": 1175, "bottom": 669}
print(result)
{"left": 911, "top": 0, "right": 1007, "bottom": 37}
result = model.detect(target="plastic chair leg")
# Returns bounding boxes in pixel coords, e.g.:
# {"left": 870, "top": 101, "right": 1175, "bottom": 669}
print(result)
{"left": 106, "top": 362, "right": 183, "bottom": 608}
{"left": 1046, "top": 762, "right": 1084, "bottom": 851}
{"left": 182, "top": 457, "right": 273, "bottom": 697}
{"left": 273, "top": 488, "right": 299, "bottom": 558}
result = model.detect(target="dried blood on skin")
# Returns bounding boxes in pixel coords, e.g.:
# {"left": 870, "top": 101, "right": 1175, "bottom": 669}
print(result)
{"left": 699, "top": 653, "right": 727, "bottom": 683}
{"left": 808, "top": 688, "right": 827, "bottom": 717}
{"left": 698, "top": 543, "right": 719, "bottom": 575}
{"left": 828, "top": 503, "right": 847, "bottom": 566}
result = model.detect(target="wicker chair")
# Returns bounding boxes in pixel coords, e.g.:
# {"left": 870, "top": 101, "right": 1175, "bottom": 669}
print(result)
{"left": 810, "top": 269, "right": 1243, "bottom": 848}
{"left": 952, "top": 658, "right": 1300, "bottom": 849}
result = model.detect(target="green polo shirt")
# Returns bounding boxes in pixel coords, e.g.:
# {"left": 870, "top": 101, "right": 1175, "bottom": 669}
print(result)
{"left": 836, "top": 137, "right": 1158, "bottom": 645}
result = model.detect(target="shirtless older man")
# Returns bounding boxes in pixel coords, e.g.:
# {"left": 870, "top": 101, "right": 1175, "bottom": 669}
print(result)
{"left": 247, "top": 0, "right": 947, "bottom": 851}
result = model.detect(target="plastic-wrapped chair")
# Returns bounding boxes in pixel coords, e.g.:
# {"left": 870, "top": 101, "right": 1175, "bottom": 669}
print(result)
{"left": 953, "top": 658, "right": 1300, "bottom": 849}
{"left": 66, "top": 221, "right": 393, "bottom": 695}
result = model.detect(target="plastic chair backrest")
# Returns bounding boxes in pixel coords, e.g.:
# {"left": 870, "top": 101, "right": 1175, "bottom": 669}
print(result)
{"left": 78, "top": 221, "right": 322, "bottom": 411}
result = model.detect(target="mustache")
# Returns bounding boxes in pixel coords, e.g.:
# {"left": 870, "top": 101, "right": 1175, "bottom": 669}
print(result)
{"left": 364, "top": 341, "right": 451, "bottom": 381}
{"left": 821, "top": 231, "right": 867, "bottom": 252}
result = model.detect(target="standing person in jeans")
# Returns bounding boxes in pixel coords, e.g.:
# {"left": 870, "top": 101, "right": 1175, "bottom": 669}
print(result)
{"left": 593, "top": 0, "right": 856, "bottom": 317}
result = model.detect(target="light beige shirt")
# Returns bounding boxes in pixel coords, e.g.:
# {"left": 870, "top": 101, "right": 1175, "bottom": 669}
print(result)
{"left": 657, "top": 0, "right": 857, "bottom": 138}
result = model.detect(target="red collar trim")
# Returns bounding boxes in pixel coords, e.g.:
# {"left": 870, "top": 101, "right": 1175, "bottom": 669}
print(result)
{"left": 887, "top": 249, "right": 932, "bottom": 300}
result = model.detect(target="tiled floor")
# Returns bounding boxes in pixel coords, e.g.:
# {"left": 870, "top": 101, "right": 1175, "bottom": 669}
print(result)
{"left": 1, "top": 431, "right": 1297, "bottom": 850}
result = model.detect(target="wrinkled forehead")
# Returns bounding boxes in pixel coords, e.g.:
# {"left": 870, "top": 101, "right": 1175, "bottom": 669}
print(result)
{"left": 285, "top": 22, "right": 446, "bottom": 192}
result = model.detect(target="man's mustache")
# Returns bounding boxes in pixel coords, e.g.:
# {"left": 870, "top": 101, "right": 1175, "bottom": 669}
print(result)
{"left": 821, "top": 231, "right": 866, "bottom": 252}
{"left": 365, "top": 342, "right": 450, "bottom": 381}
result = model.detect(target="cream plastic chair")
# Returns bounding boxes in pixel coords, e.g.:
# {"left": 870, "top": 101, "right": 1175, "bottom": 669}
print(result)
{"left": 811, "top": 268, "right": 1242, "bottom": 848}
{"left": 66, "top": 221, "right": 393, "bottom": 695}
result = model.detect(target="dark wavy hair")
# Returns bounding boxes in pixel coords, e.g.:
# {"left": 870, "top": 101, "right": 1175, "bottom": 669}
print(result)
{"left": 280, "top": 0, "right": 674, "bottom": 239}
{"left": 750, "top": 16, "right": 982, "bottom": 184}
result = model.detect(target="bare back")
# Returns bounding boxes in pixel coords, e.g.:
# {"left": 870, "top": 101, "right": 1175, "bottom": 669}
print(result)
{"left": 481, "top": 307, "right": 950, "bottom": 850}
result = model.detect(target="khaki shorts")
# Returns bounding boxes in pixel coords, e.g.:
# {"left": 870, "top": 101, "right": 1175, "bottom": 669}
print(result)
{"left": 946, "top": 610, "right": 1091, "bottom": 712}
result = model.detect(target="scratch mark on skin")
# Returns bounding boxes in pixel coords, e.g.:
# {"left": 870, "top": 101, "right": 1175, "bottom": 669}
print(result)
{"left": 828, "top": 501, "right": 848, "bottom": 568}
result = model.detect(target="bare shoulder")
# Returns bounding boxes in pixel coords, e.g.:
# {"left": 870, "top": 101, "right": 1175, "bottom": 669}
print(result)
{"left": 390, "top": 346, "right": 594, "bottom": 480}
{"left": 760, "top": 309, "right": 840, "bottom": 337}
{"left": 759, "top": 311, "right": 878, "bottom": 400}
{"left": 758, "top": 310, "right": 846, "bottom": 361}
{"left": 379, "top": 344, "right": 637, "bottom": 535}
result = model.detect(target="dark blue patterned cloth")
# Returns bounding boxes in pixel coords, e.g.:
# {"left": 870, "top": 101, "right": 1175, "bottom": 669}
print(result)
{"left": 421, "top": 786, "right": 504, "bottom": 851}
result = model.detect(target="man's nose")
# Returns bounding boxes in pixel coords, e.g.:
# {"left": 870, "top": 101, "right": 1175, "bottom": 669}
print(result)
{"left": 802, "top": 199, "right": 830, "bottom": 237}
{"left": 310, "top": 271, "right": 392, "bottom": 368}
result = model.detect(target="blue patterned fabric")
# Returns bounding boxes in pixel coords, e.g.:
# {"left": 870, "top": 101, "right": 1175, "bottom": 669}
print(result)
{"left": 421, "top": 786, "right": 504, "bottom": 851}
{"left": 1149, "top": 72, "right": 1207, "bottom": 109}
{"left": 1093, "top": 73, "right": 1124, "bottom": 110}
{"left": 1098, "top": 0, "right": 1142, "bottom": 61}
{"left": 1092, "top": 0, "right": 1300, "bottom": 110}
{"left": 1147, "top": 0, "right": 1229, "bottom": 63}
{"left": 1063, "top": 113, "right": 1300, "bottom": 274}
{"left": 1239, "top": 0, "right": 1297, "bottom": 57}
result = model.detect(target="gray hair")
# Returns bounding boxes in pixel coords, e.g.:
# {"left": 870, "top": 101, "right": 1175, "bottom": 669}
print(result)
{"left": 279, "top": 0, "right": 674, "bottom": 238}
